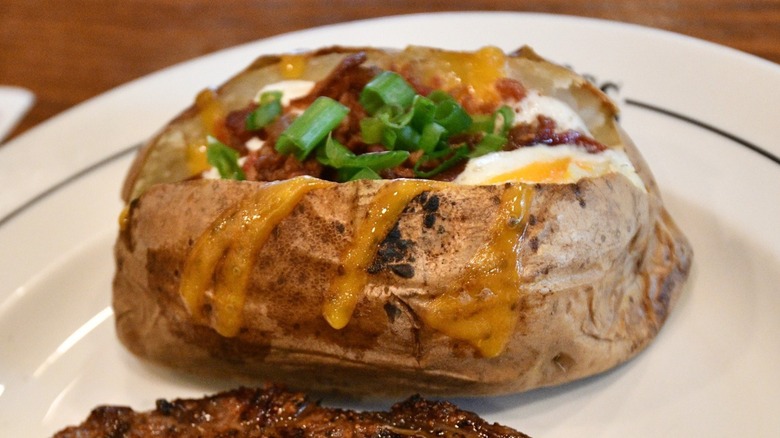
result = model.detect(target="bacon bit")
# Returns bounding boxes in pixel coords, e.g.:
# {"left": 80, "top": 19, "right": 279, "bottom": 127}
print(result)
{"left": 223, "top": 105, "right": 257, "bottom": 152}
{"left": 454, "top": 87, "right": 498, "bottom": 115}
{"left": 293, "top": 52, "right": 373, "bottom": 105}
{"left": 380, "top": 166, "right": 417, "bottom": 179}
{"left": 495, "top": 78, "right": 527, "bottom": 102}
{"left": 431, "top": 161, "right": 467, "bottom": 181}
{"left": 242, "top": 144, "right": 323, "bottom": 182}
{"left": 507, "top": 116, "right": 607, "bottom": 153}
{"left": 333, "top": 91, "right": 370, "bottom": 152}
{"left": 393, "top": 62, "right": 437, "bottom": 97}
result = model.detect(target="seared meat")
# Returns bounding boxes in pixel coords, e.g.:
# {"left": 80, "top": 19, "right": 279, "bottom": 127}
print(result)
{"left": 53, "top": 385, "right": 531, "bottom": 437}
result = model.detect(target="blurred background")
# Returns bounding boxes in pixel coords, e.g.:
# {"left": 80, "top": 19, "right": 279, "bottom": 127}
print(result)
{"left": 1, "top": 0, "right": 778, "bottom": 141}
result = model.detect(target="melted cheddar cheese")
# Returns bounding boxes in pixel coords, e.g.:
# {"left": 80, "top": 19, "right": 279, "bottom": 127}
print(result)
{"left": 419, "top": 184, "right": 533, "bottom": 357}
{"left": 279, "top": 54, "right": 308, "bottom": 79}
{"left": 323, "top": 179, "right": 445, "bottom": 329}
{"left": 195, "top": 88, "right": 227, "bottom": 140}
{"left": 186, "top": 140, "right": 210, "bottom": 175}
{"left": 440, "top": 46, "right": 506, "bottom": 104}
{"left": 177, "top": 176, "right": 533, "bottom": 358}
{"left": 179, "top": 177, "right": 334, "bottom": 337}
{"left": 407, "top": 46, "right": 506, "bottom": 109}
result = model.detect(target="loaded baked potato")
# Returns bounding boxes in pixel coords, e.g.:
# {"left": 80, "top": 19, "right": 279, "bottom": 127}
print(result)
{"left": 114, "top": 45, "right": 692, "bottom": 396}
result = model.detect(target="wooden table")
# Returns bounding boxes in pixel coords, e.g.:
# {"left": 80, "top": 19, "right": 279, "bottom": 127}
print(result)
{"left": 2, "top": 0, "right": 778, "bottom": 142}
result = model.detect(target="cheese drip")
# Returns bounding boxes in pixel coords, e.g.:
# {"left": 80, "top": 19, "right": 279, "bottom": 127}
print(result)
{"left": 323, "top": 180, "right": 444, "bottom": 329}
{"left": 419, "top": 184, "right": 533, "bottom": 357}
{"left": 180, "top": 177, "right": 333, "bottom": 337}
{"left": 279, "top": 54, "right": 307, "bottom": 79}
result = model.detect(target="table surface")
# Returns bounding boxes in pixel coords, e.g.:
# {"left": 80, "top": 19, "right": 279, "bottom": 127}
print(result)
{"left": 2, "top": 0, "right": 779, "bottom": 143}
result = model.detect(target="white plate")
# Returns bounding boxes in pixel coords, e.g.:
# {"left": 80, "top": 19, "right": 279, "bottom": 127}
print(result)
{"left": 0, "top": 86, "right": 35, "bottom": 144}
{"left": 1, "top": 12, "right": 779, "bottom": 437}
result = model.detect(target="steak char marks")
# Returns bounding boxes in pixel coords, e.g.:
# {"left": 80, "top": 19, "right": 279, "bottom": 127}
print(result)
{"left": 53, "top": 385, "right": 531, "bottom": 437}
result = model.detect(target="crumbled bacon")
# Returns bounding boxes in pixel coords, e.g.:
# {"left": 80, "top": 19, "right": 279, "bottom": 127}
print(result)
{"left": 507, "top": 116, "right": 607, "bottom": 153}
{"left": 495, "top": 78, "right": 527, "bottom": 102}
{"left": 242, "top": 143, "right": 323, "bottom": 182}
{"left": 223, "top": 105, "right": 257, "bottom": 152}
{"left": 292, "top": 52, "right": 375, "bottom": 106}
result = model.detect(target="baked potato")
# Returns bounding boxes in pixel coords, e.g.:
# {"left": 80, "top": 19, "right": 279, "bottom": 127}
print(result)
{"left": 113, "top": 45, "right": 692, "bottom": 396}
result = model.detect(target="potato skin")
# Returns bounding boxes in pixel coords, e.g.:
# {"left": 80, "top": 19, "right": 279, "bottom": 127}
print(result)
{"left": 113, "top": 46, "right": 692, "bottom": 396}
{"left": 114, "top": 164, "right": 691, "bottom": 396}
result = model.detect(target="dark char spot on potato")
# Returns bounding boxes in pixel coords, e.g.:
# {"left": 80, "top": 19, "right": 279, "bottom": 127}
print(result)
{"left": 389, "top": 263, "right": 415, "bottom": 279}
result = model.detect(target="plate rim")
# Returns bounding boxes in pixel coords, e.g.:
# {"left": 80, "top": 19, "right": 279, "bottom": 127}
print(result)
{"left": 1, "top": 11, "right": 780, "bottom": 436}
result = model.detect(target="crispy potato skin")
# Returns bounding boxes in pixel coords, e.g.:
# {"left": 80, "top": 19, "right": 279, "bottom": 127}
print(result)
{"left": 114, "top": 163, "right": 691, "bottom": 396}
{"left": 113, "top": 46, "right": 692, "bottom": 396}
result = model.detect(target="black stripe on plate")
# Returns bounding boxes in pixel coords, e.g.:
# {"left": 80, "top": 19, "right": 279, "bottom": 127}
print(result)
{"left": 0, "top": 143, "right": 140, "bottom": 229}
{"left": 625, "top": 98, "right": 780, "bottom": 166}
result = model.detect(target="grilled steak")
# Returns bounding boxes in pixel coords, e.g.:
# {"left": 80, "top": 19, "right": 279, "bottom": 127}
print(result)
{"left": 53, "top": 385, "right": 531, "bottom": 437}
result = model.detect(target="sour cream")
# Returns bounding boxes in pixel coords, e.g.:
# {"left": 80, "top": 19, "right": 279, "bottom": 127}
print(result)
{"left": 511, "top": 90, "right": 591, "bottom": 135}
{"left": 255, "top": 80, "right": 316, "bottom": 106}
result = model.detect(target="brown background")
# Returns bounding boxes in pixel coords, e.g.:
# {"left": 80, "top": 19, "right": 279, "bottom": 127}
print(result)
{"left": 1, "top": 0, "right": 779, "bottom": 142}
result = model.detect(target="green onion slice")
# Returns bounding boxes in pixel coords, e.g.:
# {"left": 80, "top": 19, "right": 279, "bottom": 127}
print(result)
{"left": 246, "top": 91, "right": 283, "bottom": 131}
{"left": 495, "top": 105, "right": 515, "bottom": 136}
{"left": 469, "top": 133, "right": 508, "bottom": 158}
{"left": 410, "top": 95, "right": 436, "bottom": 131}
{"left": 320, "top": 135, "right": 409, "bottom": 172}
{"left": 418, "top": 122, "right": 447, "bottom": 153}
{"left": 413, "top": 145, "right": 470, "bottom": 178}
{"left": 395, "top": 125, "right": 421, "bottom": 151}
{"left": 360, "top": 117, "right": 386, "bottom": 145}
{"left": 350, "top": 150, "right": 410, "bottom": 170}
{"left": 469, "top": 113, "right": 495, "bottom": 134}
{"left": 206, "top": 136, "right": 245, "bottom": 180}
{"left": 259, "top": 90, "right": 283, "bottom": 105}
{"left": 360, "top": 71, "right": 417, "bottom": 115}
{"left": 275, "top": 96, "right": 349, "bottom": 160}
{"left": 433, "top": 99, "right": 472, "bottom": 134}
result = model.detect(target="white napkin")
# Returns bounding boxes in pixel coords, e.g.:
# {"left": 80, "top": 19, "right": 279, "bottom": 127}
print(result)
{"left": 0, "top": 86, "right": 35, "bottom": 143}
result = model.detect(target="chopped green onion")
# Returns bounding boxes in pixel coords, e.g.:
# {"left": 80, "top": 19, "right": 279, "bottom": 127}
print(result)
{"left": 320, "top": 135, "right": 409, "bottom": 173}
{"left": 206, "top": 136, "right": 245, "bottom": 180}
{"left": 275, "top": 96, "right": 349, "bottom": 160}
{"left": 495, "top": 105, "right": 515, "bottom": 136}
{"left": 395, "top": 125, "right": 421, "bottom": 151}
{"left": 418, "top": 122, "right": 446, "bottom": 153}
{"left": 317, "top": 135, "right": 353, "bottom": 167}
{"left": 469, "top": 113, "right": 495, "bottom": 133}
{"left": 259, "top": 90, "right": 283, "bottom": 105}
{"left": 374, "top": 104, "right": 410, "bottom": 130}
{"left": 410, "top": 95, "right": 436, "bottom": 131}
{"left": 246, "top": 91, "right": 283, "bottom": 131}
{"left": 414, "top": 145, "right": 469, "bottom": 178}
{"left": 350, "top": 150, "right": 409, "bottom": 170}
{"left": 427, "top": 90, "right": 452, "bottom": 104}
{"left": 360, "top": 71, "right": 417, "bottom": 115}
{"left": 434, "top": 99, "right": 472, "bottom": 134}
{"left": 381, "top": 127, "right": 398, "bottom": 149}
{"left": 469, "top": 133, "right": 508, "bottom": 158}
{"left": 360, "top": 117, "right": 386, "bottom": 144}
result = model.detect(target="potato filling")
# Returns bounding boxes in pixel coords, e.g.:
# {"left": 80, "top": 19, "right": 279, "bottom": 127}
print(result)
{"left": 193, "top": 47, "right": 642, "bottom": 187}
